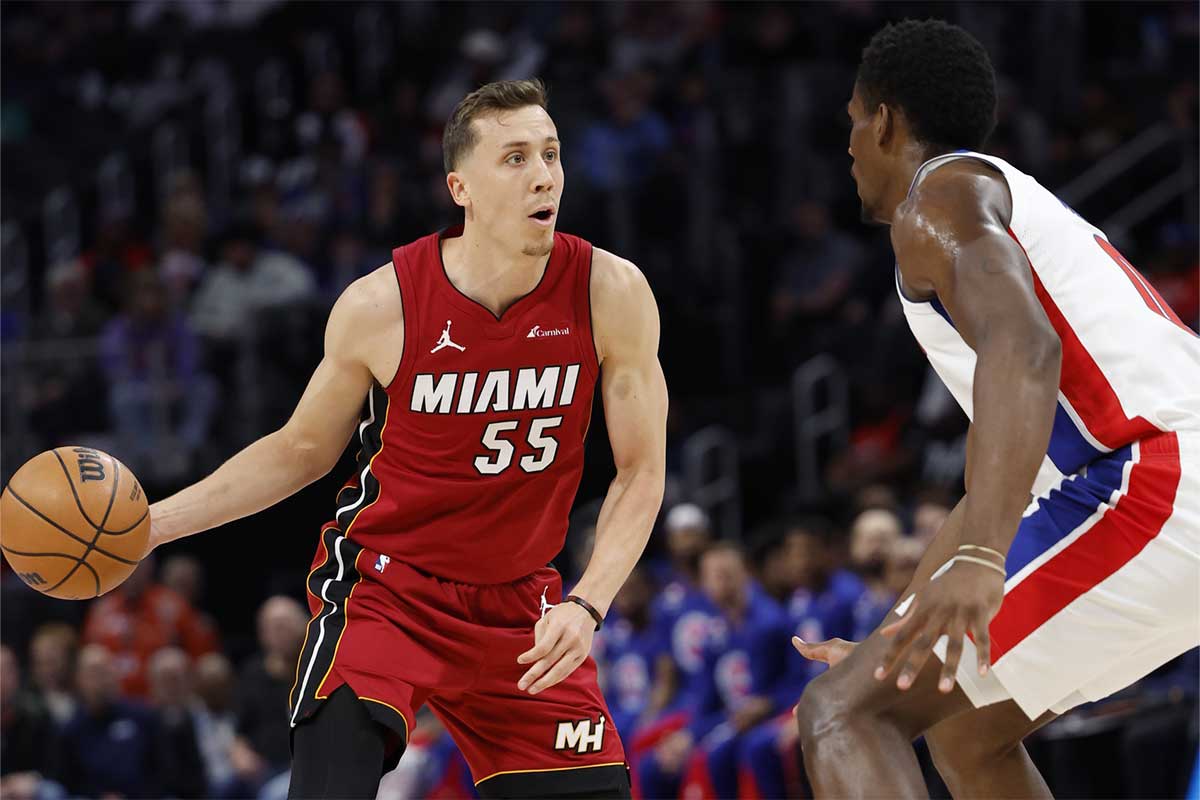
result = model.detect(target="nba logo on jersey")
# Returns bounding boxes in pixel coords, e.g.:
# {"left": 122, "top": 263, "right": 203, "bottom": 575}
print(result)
{"left": 374, "top": 554, "right": 390, "bottom": 573}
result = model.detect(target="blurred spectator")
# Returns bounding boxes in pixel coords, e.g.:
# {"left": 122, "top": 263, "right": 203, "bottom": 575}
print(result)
{"left": 27, "top": 260, "right": 110, "bottom": 447}
{"left": 99, "top": 270, "right": 218, "bottom": 480}
{"left": 595, "top": 566, "right": 675, "bottom": 740}
{"left": 81, "top": 216, "right": 154, "bottom": 313}
{"left": 648, "top": 503, "right": 719, "bottom": 724}
{"left": 58, "top": 644, "right": 166, "bottom": 799}
{"left": 161, "top": 553, "right": 221, "bottom": 639}
{"left": 1, "top": 643, "right": 64, "bottom": 799}
{"left": 158, "top": 175, "right": 210, "bottom": 312}
{"left": 724, "top": 519, "right": 864, "bottom": 795}
{"left": 750, "top": 527, "right": 794, "bottom": 604}
{"left": 579, "top": 71, "right": 671, "bottom": 192}
{"left": 885, "top": 537, "right": 927, "bottom": 600}
{"left": 656, "top": 502, "right": 713, "bottom": 587}
{"left": 912, "top": 489, "right": 955, "bottom": 545}
{"left": 82, "top": 557, "right": 220, "bottom": 698}
{"left": 28, "top": 623, "right": 78, "bottom": 727}
{"left": 848, "top": 509, "right": 903, "bottom": 639}
{"left": 192, "top": 653, "right": 239, "bottom": 798}
{"left": 189, "top": 221, "right": 316, "bottom": 345}
{"left": 147, "top": 647, "right": 207, "bottom": 798}
{"left": 231, "top": 595, "right": 308, "bottom": 794}
{"left": 771, "top": 200, "right": 867, "bottom": 365}
{"left": 665, "top": 542, "right": 790, "bottom": 800}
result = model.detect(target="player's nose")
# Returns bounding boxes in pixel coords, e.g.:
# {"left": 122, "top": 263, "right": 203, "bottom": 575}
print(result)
{"left": 530, "top": 158, "right": 555, "bottom": 193}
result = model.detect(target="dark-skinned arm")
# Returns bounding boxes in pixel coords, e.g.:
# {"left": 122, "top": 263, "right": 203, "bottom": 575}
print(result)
{"left": 893, "top": 164, "right": 1060, "bottom": 558}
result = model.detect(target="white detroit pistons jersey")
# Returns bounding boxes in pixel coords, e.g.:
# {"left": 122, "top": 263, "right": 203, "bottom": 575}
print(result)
{"left": 898, "top": 150, "right": 1200, "bottom": 493}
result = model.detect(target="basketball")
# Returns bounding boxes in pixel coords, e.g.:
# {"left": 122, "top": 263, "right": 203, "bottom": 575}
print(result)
{"left": 1, "top": 447, "right": 150, "bottom": 600}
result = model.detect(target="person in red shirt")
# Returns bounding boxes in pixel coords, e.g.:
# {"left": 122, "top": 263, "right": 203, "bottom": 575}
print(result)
{"left": 82, "top": 557, "right": 218, "bottom": 697}
{"left": 147, "top": 79, "right": 667, "bottom": 799}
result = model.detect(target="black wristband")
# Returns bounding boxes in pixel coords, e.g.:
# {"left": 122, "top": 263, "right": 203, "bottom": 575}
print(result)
{"left": 565, "top": 594, "right": 604, "bottom": 630}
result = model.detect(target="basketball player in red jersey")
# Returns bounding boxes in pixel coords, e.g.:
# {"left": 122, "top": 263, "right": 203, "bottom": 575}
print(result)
{"left": 146, "top": 80, "right": 667, "bottom": 799}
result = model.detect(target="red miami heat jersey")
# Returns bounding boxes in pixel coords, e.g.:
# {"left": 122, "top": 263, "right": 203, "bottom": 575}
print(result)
{"left": 325, "top": 227, "right": 600, "bottom": 584}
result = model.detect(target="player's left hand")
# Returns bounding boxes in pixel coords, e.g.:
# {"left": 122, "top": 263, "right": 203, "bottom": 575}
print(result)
{"left": 875, "top": 558, "right": 1004, "bottom": 693}
{"left": 517, "top": 601, "right": 596, "bottom": 694}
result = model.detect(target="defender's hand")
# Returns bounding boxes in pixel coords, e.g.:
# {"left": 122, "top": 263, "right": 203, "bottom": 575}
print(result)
{"left": 517, "top": 601, "right": 596, "bottom": 695}
{"left": 792, "top": 636, "right": 856, "bottom": 668}
{"left": 876, "top": 560, "right": 1004, "bottom": 693}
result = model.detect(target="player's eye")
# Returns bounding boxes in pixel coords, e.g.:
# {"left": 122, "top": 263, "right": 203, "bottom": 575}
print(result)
{"left": 544, "top": 149, "right": 558, "bottom": 162}
{"left": 506, "top": 153, "right": 525, "bottom": 165}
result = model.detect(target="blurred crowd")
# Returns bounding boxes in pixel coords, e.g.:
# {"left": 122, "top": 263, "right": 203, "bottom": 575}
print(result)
{"left": 1, "top": 1, "right": 1198, "bottom": 799}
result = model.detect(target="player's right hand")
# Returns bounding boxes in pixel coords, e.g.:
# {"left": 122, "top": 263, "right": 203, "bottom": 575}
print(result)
{"left": 792, "top": 636, "right": 856, "bottom": 668}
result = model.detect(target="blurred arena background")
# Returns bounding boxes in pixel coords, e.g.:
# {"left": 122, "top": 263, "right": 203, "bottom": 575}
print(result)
{"left": 1, "top": 2, "right": 1196, "bottom": 799}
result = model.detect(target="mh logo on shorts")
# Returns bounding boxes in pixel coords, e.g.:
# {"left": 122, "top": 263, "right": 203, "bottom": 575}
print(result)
{"left": 555, "top": 715, "right": 605, "bottom": 754}
{"left": 374, "top": 554, "right": 390, "bottom": 573}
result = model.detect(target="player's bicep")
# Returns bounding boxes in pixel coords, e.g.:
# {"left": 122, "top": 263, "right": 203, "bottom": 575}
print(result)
{"left": 942, "top": 227, "right": 1053, "bottom": 350}
{"left": 599, "top": 283, "right": 668, "bottom": 474}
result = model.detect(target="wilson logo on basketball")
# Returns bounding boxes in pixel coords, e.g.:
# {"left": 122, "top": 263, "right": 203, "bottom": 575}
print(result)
{"left": 18, "top": 571, "right": 46, "bottom": 586}
{"left": 527, "top": 324, "right": 570, "bottom": 339}
{"left": 74, "top": 448, "right": 106, "bottom": 483}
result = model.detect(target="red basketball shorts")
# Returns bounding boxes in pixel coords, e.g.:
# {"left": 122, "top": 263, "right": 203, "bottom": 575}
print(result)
{"left": 288, "top": 526, "right": 627, "bottom": 791}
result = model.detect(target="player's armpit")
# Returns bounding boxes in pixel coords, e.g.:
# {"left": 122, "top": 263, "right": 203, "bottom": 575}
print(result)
{"left": 281, "top": 265, "right": 404, "bottom": 474}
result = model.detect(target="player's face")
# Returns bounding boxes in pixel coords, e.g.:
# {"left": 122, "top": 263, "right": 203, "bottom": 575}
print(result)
{"left": 846, "top": 85, "right": 885, "bottom": 225}
{"left": 449, "top": 105, "right": 564, "bottom": 258}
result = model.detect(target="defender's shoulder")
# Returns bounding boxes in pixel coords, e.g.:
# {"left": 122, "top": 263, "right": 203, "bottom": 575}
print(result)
{"left": 893, "top": 159, "right": 1011, "bottom": 252}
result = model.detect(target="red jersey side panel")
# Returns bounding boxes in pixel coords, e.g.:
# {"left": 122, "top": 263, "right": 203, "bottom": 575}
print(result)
{"left": 330, "top": 229, "right": 599, "bottom": 584}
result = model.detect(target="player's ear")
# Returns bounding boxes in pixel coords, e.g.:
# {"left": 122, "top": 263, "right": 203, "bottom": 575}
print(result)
{"left": 446, "top": 172, "right": 469, "bottom": 209}
{"left": 874, "top": 103, "right": 893, "bottom": 148}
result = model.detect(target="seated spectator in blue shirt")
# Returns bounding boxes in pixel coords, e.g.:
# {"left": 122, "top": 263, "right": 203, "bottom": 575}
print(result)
{"left": 596, "top": 566, "right": 675, "bottom": 741}
{"left": 59, "top": 645, "right": 166, "bottom": 799}
{"left": 640, "top": 542, "right": 790, "bottom": 800}
{"left": 847, "top": 509, "right": 904, "bottom": 640}
{"left": 649, "top": 504, "right": 719, "bottom": 710}
{"left": 741, "top": 518, "right": 867, "bottom": 800}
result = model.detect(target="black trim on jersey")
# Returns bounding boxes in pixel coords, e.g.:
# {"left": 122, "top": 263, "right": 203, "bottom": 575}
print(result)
{"left": 437, "top": 226, "right": 555, "bottom": 323}
{"left": 289, "top": 526, "right": 365, "bottom": 724}
{"left": 585, "top": 245, "right": 602, "bottom": 374}
{"left": 476, "top": 763, "right": 631, "bottom": 799}
{"left": 335, "top": 383, "right": 390, "bottom": 531}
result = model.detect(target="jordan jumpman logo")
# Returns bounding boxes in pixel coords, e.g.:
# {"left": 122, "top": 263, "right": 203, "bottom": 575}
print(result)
{"left": 430, "top": 320, "right": 466, "bottom": 354}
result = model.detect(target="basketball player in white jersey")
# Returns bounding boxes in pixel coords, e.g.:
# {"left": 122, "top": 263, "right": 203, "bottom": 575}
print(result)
{"left": 790, "top": 19, "right": 1200, "bottom": 798}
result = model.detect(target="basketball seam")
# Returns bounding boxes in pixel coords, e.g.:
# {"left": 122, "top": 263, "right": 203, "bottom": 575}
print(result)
{"left": 4, "top": 488, "right": 140, "bottom": 566}
{"left": 1, "top": 545, "right": 102, "bottom": 597}
{"left": 49, "top": 460, "right": 120, "bottom": 597}
{"left": 51, "top": 449, "right": 104, "bottom": 530}
{"left": 43, "top": 458, "right": 124, "bottom": 598}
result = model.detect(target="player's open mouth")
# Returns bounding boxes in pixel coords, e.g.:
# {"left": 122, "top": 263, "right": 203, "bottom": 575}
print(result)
{"left": 528, "top": 207, "right": 555, "bottom": 226}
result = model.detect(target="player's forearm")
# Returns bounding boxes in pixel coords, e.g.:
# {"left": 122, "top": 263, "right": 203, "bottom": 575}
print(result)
{"left": 571, "top": 464, "right": 664, "bottom": 617}
{"left": 962, "top": 334, "right": 1060, "bottom": 554}
{"left": 149, "top": 429, "right": 331, "bottom": 548}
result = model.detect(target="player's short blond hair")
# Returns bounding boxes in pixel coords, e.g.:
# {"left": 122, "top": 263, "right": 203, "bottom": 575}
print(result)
{"left": 442, "top": 79, "right": 548, "bottom": 174}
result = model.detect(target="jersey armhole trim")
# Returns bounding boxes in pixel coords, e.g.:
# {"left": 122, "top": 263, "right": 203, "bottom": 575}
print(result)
{"left": 383, "top": 246, "right": 417, "bottom": 392}
{"left": 580, "top": 244, "right": 602, "bottom": 382}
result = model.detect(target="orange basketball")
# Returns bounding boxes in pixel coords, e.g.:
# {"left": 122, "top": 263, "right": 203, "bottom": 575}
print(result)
{"left": 1, "top": 446, "right": 150, "bottom": 600}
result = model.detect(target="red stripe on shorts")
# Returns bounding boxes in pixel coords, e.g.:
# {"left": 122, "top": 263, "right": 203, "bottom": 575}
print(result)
{"left": 989, "top": 432, "right": 1181, "bottom": 662}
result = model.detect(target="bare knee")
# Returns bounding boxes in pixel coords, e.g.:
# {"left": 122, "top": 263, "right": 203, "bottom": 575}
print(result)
{"left": 927, "top": 717, "right": 1024, "bottom": 776}
{"left": 794, "top": 674, "right": 854, "bottom": 751}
